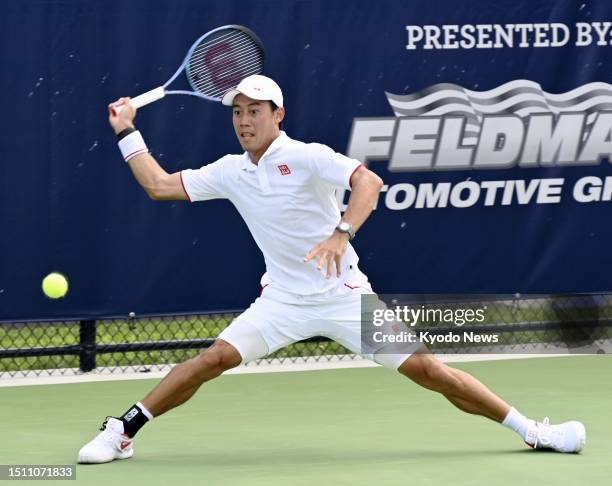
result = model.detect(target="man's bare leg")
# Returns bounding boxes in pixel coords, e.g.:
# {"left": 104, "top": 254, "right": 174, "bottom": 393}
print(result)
{"left": 398, "top": 350, "right": 509, "bottom": 421}
{"left": 77, "top": 340, "right": 242, "bottom": 463}
{"left": 141, "top": 340, "right": 242, "bottom": 417}
{"left": 396, "top": 350, "right": 586, "bottom": 453}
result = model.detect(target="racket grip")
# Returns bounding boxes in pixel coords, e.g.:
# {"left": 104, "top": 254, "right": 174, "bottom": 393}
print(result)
{"left": 112, "top": 87, "right": 166, "bottom": 115}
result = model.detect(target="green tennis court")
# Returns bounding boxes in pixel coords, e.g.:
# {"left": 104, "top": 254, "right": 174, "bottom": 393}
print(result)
{"left": 1, "top": 356, "right": 610, "bottom": 485}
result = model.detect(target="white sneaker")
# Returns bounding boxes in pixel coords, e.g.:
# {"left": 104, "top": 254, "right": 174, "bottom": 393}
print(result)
{"left": 525, "top": 417, "right": 586, "bottom": 453}
{"left": 78, "top": 417, "right": 134, "bottom": 464}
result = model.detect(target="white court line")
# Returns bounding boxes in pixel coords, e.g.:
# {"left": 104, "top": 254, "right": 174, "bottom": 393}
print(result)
{"left": 0, "top": 353, "right": 584, "bottom": 388}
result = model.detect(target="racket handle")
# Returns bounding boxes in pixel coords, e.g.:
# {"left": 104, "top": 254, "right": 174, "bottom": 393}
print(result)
{"left": 112, "top": 87, "right": 166, "bottom": 115}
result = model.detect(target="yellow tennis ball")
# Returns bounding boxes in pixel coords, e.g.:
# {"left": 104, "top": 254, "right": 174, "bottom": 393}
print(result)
{"left": 42, "top": 272, "right": 69, "bottom": 299}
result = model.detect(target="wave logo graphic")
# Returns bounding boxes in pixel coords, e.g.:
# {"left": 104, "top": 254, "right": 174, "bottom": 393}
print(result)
{"left": 385, "top": 79, "right": 612, "bottom": 145}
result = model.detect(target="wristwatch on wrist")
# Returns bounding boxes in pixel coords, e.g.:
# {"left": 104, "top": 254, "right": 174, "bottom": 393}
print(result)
{"left": 335, "top": 221, "right": 355, "bottom": 240}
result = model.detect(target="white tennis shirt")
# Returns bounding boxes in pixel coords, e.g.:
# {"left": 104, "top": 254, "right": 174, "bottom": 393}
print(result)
{"left": 181, "top": 131, "right": 363, "bottom": 296}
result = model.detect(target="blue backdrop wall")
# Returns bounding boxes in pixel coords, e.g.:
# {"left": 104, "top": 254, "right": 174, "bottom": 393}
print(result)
{"left": 1, "top": 0, "right": 612, "bottom": 320}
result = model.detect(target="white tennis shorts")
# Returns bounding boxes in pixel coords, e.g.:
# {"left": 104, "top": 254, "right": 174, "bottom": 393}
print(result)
{"left": 217, "top": 268, "right": 418, "bottom": 370}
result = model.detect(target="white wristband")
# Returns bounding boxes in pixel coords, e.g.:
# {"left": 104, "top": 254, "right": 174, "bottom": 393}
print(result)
{"left": 118, "top": 131, "right": 148, "bottom": 162}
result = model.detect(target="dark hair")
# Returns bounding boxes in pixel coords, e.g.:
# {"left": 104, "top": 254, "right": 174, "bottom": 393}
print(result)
{"left": 269, "top": 101, "right": 283, "bottom": 130}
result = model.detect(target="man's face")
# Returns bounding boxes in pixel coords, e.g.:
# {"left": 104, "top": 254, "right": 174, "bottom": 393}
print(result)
{"left": 232, "top": 94, "right": 284, "bottom": 160}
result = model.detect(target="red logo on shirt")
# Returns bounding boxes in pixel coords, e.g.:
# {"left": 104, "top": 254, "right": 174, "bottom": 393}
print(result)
{"left": 278, "top": 164, "right": 291, "bottom": 175}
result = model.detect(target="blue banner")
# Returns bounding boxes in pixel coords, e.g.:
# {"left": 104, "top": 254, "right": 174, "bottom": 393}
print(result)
{"left": 1, "top": 0, "right": 611, "bottom": 320}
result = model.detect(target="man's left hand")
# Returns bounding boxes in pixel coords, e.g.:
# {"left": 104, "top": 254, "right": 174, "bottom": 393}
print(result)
{"left": 304, "top": 231, "right": 350, "bottom": 279}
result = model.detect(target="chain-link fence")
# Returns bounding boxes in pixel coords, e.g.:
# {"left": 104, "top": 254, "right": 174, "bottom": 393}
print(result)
{"left": 0, "top": 312, "right": 356, "bottom": 378}
{"left": 1, "top": 293, "right": 611, "bottom": 378}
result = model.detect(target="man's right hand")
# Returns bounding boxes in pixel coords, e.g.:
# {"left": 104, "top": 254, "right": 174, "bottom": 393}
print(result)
{"left": 108, "top": 97, "right": 137, "bottom": 135}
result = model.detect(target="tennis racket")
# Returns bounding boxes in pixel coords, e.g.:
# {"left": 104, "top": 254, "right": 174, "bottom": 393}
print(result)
{"left": 112, "top": 24, "right": 265, "bottom": 114}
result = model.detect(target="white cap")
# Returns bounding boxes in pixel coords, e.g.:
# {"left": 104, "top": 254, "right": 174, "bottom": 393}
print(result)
{"left": 221, "top": 74, "right": 283, "bottom": 108}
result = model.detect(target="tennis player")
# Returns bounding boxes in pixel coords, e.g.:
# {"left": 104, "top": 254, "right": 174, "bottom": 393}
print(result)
{"left": 78, "top": 75, "right": 586, "bottom": 463}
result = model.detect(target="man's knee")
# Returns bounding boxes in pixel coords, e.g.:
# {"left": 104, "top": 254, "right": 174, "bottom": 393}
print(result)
{"left": 187, "top": 340, "right": 242, "bottom": 381}
{"left": 399, "top": 353, "right": 460, "bottom": 393}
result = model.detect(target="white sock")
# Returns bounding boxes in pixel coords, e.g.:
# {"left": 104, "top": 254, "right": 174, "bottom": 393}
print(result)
{"left": 137, "top": 401, "right": 154, "bottom": 420}
{"left": 502, "top": 407, "right": 532, "bottom": 440}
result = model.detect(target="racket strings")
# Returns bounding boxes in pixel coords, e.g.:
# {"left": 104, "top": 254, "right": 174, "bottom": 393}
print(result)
{"left": 195, "top": 64, "right": 261, "bottom": 98}
{"left": 186, "top": 29, "right": 264, "bottom": 99}
{"left": 189, "top": 52, "right": 263, "bottom": 94}
{"left": 188, "top": 49, "right": 261, "bottom": 86}
{"left": 189, "top": 32, "right": 260, "bottom": 76}
{"left": 192, "top": 29, "right": 246, "bottom": 52}
{"left": 188, "top": 35, "right": 260, "bottom": 72}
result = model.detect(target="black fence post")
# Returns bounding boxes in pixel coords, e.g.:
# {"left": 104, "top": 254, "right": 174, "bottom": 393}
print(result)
{"left": 79, "top": 320, "right": 97, "bottom": 372}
